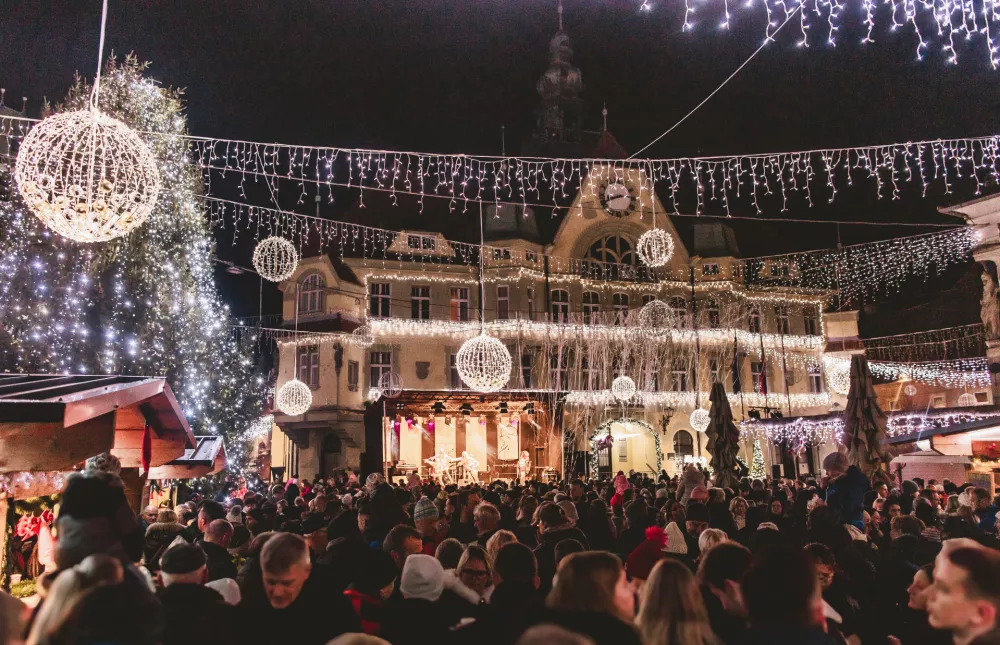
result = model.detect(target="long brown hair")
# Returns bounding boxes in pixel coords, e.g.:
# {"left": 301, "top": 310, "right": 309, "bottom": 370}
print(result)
{"left": 546, "top": 551, "right": 627, "bottom": 620}
{"left": 636, "top": 559, "right": 720, "bottom": 645}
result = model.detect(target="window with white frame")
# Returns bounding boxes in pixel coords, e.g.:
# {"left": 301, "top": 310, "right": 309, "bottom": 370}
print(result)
{"left": 299, "top": 273, "right": 325, "bottom": 314}
{"left": 808, "top": 365, "right": 823, "bottom": 394}
{"left": 709, "top": 359, "right": 720, "bottom": 384}
{"left": 297, "top": 345, "right": 320, "bottom": 389}
{"left": 526, "top": 288, "right": 535, "bottom": 321}
{"left": 804, "top": 314, "right": 819, "bottom": 336}
{"left": 449, "top": 354, "right": 466, "bottom": 389}
{"left": 550, "top": 349, "right": 569, "bottom": 390}
{"left": 706, "top": 299, "right": 721, "bottom": 329}
{"left": 583, "top": 291, "right": 600, "bottom": 324}
{"left": 775, "top": 306, "right": 790, "bottom": 335}
{"left": 347, "top": 360, "right": 359, "bottom": 392}
{"left": 551, "top": 289, "right": 569, "bottom": 323}
{"left": 369, "top": 351, "right": 392, "bottom": 388}
{"left": 613, "top": 293, "right": 629, "bottom": 325}
{"left": 496, "top": 285, "right": 510, "bottom": 320}
{"left": 525, "top": 250, "right": 539, "bottom": 263}
{"left": 644, "top": 363, "right": 660, "bottom": 392}
{"left": 521, "top": 352, "right": 533, "bottom": 388}
{"left": 702, "top": 263, "right": 720, "bottom": 276}
{"left": 369, "top": 283, "right": 390, "bottom": 318}
{"left": 751, "top": 361, "right": 766, "bottom": 393}
{"left": 747, "top": 308, "right": 761, "bottom": 334}
{"left": 411, "top": 286, "right": 431, "bottom": 320}
{"left": 671, "top": 359, "right": 689, "bottom": 392}
{"left": 450, "top": 287, "right": 469, "bottom": 321}
{"left": 407, "top": 234, "right": 436, "bottom": 251}
{"left": 641, "top": 294, "right": 655, "bottom": 306}
{"left": 492, "top": 247, "right": 512, "bottom": 261}
{"left": 669, "top": 297, "right": 688, "bottom": 329}
{"left": 581, "top": 354, "right": 597, "bottom": 390}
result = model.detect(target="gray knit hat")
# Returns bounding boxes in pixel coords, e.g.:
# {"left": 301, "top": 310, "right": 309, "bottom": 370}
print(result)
{"left": 413, "top": 496, "right": 439, "bottom": 522}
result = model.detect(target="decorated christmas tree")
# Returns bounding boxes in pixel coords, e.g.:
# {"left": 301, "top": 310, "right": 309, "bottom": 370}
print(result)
{"left": 0, "top": 56, "right": 267, "bottom": 472}
{"left": 749, "top": 439, "right": 767, "bottom": 480}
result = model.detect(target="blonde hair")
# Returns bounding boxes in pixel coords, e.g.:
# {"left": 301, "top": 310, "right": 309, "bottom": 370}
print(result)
{"left": 729, "top": 497, "right": 748, "bottom": 516}
{"left": 27, "top": 555, "right": 123, "bottom": 645}
{"left": 547, "top": 551, "right": 627, "bottom": 621}
{"left": 457, "top": 544, "right": 492, "bottom": 580}
{"left": 636, "top": 559, "right": 720, "bottom": 645}
{"left": 697, "top": 529, "right": 729, "bottom": 556}
{"left": 485, "top": 529, "right": 517, "bottom": 567}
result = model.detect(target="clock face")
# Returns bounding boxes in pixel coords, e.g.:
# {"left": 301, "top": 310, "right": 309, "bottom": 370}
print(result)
{"left": 600, "top": 181, "right": 635, "bottom": 216}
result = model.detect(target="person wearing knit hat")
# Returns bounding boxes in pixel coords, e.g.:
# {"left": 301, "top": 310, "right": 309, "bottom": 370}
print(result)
{"left": 626, "top": 526, "right": 668, "bottom": 591}
{"left": 689, "top": 485, "right": 710, "bottom": 503}
{"left": 664, "top": 522, "right": 688, "bottom": 556}
{"left": 399, "top": 553, "right": 445, "bottom": 601}
{"left": 158, "top": 543, "right": 236, "bottom": 644}
{"left": 413, "top": 496, "right": 445, "bottom": 556}
{"left": 345, "top": 549, "right": 400, "bottom": 636}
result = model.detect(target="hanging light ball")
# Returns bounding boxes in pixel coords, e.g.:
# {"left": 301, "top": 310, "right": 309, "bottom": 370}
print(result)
{"left": 352, "top": 324, "right": 375, "bottom": 348}
{"left": 456, "top": 333, "right": 511, "bottom": 392}
{"left": 378, "top": 371, "right": 404, "bottom": 399}
{"left": 276, "top": 379, "right": 312, "bottom": 416}
{"left": 903, "top": 383, "right": 918, "bottom": 397}
{"left": 825, "top": 360, "right": 851, "bottom": 396}
{"left": 636, "top": 228, "right": 675, "bottom": 268}
{"left": 636, "top": 298, "right": 676, "bottom": 338}
{"left": 689, "top": 408, "right": 711, "bottom": 433}
{"left": 252, "top": 236, "right": 299, "bottom": 282}
{"left": 611, "top": 375, "right": 637, "bottom": 402}
{"left": 15, "top": 109, "right": 161, "bottom": 243}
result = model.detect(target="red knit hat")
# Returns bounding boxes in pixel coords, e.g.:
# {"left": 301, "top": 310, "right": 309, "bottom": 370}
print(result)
{"left": 626, "top": 526, "right": 668, "bottom": 581}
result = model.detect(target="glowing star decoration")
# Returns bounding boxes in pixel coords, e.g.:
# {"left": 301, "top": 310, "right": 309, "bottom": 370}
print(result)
{"left": 611, "top": 375, "right": 637, "bottom": 402}
{"left": 456, "top": 333, "right": 512, "bottom": 392}
{"left": 378, "top": 371, "right": 404, "bottom": 399}
{"left": 636, "top": 228, "right": 675, "bottom": 268}
{"left": 15, "top": 109, "right": 161, "bottom": 243}
{"left": 252, "top": 236, "right": 299, "bottom": 283}
{"left": 636, "top": 298, "right": 676, "bottom": 337}
{"left": 352, "top": 324, "right": 375, "bottom": 348}
{"left": 276, "top": 379, "right": 312, "bottom": 416}
{"left": 690, "top": 407, "right": 711, "bottom": 433}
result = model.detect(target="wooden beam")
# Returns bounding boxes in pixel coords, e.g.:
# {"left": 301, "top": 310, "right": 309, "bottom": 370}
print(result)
{"left": 0, "top": 413, "right": 116, "bottom": 473}
{"left": 111, "top": 428, "right": 185, "bottom": 468}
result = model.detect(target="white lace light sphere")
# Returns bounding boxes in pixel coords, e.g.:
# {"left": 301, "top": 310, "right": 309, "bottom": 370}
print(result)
{"left": 456, "top": 333, "right": 511, "bottom": 392}
{"left": 611, "top": 375, "right": 637, "bottom": 402}
{"left": 636, "top": 299, "right": 676, "bottom": 338}
{"left": 903, "top": 383, "right": 918, "bottom": 397}
{"left": 826, "top": 361, "right": 851, "bottom": 396}
{"left": 352, "top": 324, "right": 375, "bottom": 348}
{"left": 378, "top": 371, "right": 404, "bottom": 399}
{"left": 252, "top": 236, "right": 299, "bottom": 282}
{"left": 636, "top": 228, "right": 675, "bottom": 268}
{"left": 276, "top": 379, "right": 312, "bottom": 416}
{"left": 15, "top": 109, "right": 161, "bottom": 243}
{"left": 689, "top": 408, "right": 711, "bottom": 433}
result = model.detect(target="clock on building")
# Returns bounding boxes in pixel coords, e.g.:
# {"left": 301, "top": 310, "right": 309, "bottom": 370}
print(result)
{"left": 599, "top": 180, "right": 636, "bottom": 217}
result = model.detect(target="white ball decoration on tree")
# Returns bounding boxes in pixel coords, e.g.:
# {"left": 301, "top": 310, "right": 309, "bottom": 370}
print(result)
{"left": 636, "top": 298, "right": 676, "bottom": 338}
{"left": 252, "top": 236, "right": 299, "bottom": 282}
{"left": 352, "top": 324, "right": 375, "bottom": 348}
{"left": 15, "top": 109, "right": 161, "bottom": 243}
{"left": 456, "top": 333, "right": 512, "bottom": 392}
{"left": 378, "top": 371, "right": 404, "bottom": 399}
{"left": 276, "top": 379, "right": 312, "bottom": 416}
{"left": 636, "top": 228, "right": 675, "bottom": 268}
{"left": 611, "top": 375, "right": 637, "bottom": 402}
{"left": 689, "top": 407, "right": 711, "bottom": 433}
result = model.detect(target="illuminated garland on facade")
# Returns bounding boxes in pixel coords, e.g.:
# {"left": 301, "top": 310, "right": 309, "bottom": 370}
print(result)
{"left": 741, "top": 409, "right": 1000, "bottom": 444}
{"left": 565, "top": 389, "right": 831, "bottom": 410}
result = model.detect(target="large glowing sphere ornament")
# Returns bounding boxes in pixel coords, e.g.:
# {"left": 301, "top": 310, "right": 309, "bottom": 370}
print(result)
{"left": 378, "top": 371, "right": 404, "bottom": 399}
{"left": 637, "top": 298, "right": 676, "bottom": 338}
{"left": 689, "top": 408, "right": 711, "bottom": 433}
{"left": 252, "top": 236, "right": 299, "bottom": 282}
{"left": 352, "top": 324, "right": 375, "bottom": 348}
{"left": 825, "top": 360, "right": 851, "bottom": 396}
{"left": 15, "top": 109, "right": 161, "bottom": 243}
{"left": 636, "top": 228, "right": 675, "bottom": 268}
{"left": 456, "top": 333, "right": 512, "bottom": 392}
{"left": 611, "top": 376, "right": 637, "bottom": 402}
{"left": 276, "top": 379, "right": 312, "bottom": 416}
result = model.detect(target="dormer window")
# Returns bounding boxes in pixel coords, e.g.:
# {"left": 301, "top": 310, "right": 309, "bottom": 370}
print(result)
{"left": 407, "top": 234, "right": 436, "bottom": 251}
{"left": 702, "top": 263, "right": 720, "bottom": 276}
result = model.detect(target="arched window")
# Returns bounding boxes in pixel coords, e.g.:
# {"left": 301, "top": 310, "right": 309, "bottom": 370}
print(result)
{"left": 299, "top": 273, "right": 325, "bottom": 314}
{"left": 588, "top": 235, "right": 636, "bottom": 279}
{"left": 669, "top": 296, "right": 688, "bottom": 330}
{"left": 583, "top": 291, "right": 600, "bottom": 324}
{"left": 673, "top": 430, "right": 694, "bottom": 457}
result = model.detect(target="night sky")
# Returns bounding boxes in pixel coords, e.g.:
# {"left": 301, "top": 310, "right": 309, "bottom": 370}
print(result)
{"left": 2, "top": 0, "right": 999, "bottom": 326}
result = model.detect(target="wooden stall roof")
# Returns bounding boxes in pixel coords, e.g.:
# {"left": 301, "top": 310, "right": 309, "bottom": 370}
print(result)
{"left": 0, "top": 374, "right": 194, "bottom": 443}
{"left": 148, "top": 436, "right": 226, "bottom": 480}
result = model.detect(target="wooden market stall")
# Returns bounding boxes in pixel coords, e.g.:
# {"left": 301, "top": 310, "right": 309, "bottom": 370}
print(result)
{"left": 148, "top": 436, "right": 227, "bottom": 507}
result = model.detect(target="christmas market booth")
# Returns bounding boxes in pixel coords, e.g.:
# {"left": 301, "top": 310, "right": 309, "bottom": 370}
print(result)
{"left": 0, "top": 374, "right": 195, "bottom": 590}
{"left": 372, "top": 391, "right": 563, "bottom": 485}
{"left": 147, "top": 435, "right": 228, "bottom": 508}
{"left": 888, "top": 407, "right": 1000, "bottom": 489}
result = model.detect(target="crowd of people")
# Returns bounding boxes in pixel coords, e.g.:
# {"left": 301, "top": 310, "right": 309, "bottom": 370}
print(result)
{"left": 4, "top": 450, "right": 1000, "bottom": 645}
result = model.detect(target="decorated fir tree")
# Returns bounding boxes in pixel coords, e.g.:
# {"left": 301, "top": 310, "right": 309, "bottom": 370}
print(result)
{"left": 0, "top": 56, "right": 267, "bottom": 471}
{"left": 749, "top": 438, "right": 767, "bottom": 480}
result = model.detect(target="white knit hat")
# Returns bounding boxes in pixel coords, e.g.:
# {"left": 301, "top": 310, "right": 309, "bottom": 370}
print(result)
{"left": 400, "top": 554, "right": 445, "bottom": 601}
{"left": 664, "top": 522, "right": 688, "bottom": 554}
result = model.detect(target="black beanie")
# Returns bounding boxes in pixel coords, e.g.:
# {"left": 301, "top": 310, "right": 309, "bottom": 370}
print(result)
{"left": 160, "top": 543, "right": 207, "bottom": 575}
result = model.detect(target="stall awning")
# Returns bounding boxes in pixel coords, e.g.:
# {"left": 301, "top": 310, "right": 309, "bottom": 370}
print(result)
{"left": 148, "top": 436, "right": 226, "bottom": 480}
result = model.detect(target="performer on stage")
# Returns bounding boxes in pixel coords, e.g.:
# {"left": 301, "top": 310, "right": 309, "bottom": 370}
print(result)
{"left": 425, "top": 450, "right": 458, "bottom": 485}
{"left": 460, "top": 450, "right": 480, "bottom": 485}
{"left": 517, "top": 450, "right": 531, "bottom": 482}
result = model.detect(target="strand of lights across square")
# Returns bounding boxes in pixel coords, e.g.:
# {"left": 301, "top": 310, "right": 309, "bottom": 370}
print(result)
{"left": 2, "top": 117, "right": 998, "bottom": 222}
{"left": 825, "top": 355, "right": 991, "bottom": 387}
{"left": 742, "top": 409, "right": 1000, "bottom": 444}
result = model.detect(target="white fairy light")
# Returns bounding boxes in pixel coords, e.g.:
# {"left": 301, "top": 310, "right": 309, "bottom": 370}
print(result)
{"left": 351, "top": 323, "right": 375, "bottom": 348}
{"left": 689, "top": 407, "right": 711, "bottom": 432}
{"left": 15, "top": 109, "right": 161, "bottom": 243}
{"left": 636, "top": 228, "right": 675, "bottom": 268}
{"left": 378, "top": 371, "right": 404, "bottom": 398}
{"left": 636, "top": 298, "right": 676, "bottom": 338}
{"left": 276, "top": 379, "right": 312, "bottom": 416}
{"left": 252, "top": 236, "right": 299, "bottom": 282}
{"left": 456, "top": 333, "right": 512, "bottom": 392}
{"left": 611, "top": 375, "right": 637, "bottom": 402}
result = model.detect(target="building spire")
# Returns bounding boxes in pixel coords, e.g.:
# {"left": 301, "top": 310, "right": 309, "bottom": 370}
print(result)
{"left": 558, "top": 0, "right": 563, "bottom": 31}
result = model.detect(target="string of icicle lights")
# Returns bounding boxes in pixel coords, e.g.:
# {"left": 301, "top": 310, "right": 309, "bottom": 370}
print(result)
{"left": 741, "top": 409, "right": 1000, "bottom": 444}
{"left": 633, "top": 0, "right": 1000, "bottom": 67}
{"left": 2, "top": 117, "right": 999, "bottom": 221}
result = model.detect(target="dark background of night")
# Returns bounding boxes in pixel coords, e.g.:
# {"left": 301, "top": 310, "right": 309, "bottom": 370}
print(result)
{"left": 2, "top": 0, "right": 998, "bottom": 336}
